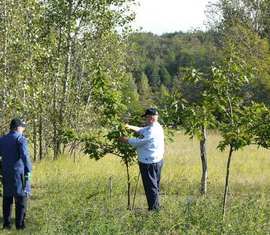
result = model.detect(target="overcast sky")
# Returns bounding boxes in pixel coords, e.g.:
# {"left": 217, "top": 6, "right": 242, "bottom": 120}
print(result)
{"left": 133, "top": 0, "right": 216, "bottom": 35}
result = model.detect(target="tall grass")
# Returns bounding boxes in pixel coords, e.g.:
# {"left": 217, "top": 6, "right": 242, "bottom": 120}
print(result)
{"left": 1, "top": 131, "right": 270, "bottom": 234}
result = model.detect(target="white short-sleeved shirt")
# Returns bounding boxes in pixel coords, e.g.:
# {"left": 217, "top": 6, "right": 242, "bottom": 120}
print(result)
{"left": 128, "top": 122, "right": 164, "bottom": 164}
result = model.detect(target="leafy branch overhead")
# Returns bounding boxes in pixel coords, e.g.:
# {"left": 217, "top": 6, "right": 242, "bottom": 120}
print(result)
{"left": 159, "top": 67, "right": 217, "bottom": 139}
{"left": 210, "top": 56, "right": 256, "bottom": 152}
{"left": 83, "top": 125, "right": 137, "bottom": 165}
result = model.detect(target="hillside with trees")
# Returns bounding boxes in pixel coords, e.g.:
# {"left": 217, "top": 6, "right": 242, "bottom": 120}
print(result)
{"left": 127, "top": 0, "right": 270, "bottom": 109}
{"left": 1, "top": 0, "right": 270, "bottom": 159}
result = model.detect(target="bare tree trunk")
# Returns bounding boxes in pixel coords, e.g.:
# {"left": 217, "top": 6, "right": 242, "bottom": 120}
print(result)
{"left": 59, "top": 0, "right": 73, "bottom": 143}
{"left": 200, "top": 125, "right": 208, "bottom": 195}
{"left": 52, "top": 70, "right": 61, "bottom": 159}
{"left": 52, "top": 23, "right": 63, "bottom": 159}
{"left": 33, "top": 119, "right": 37, "bottom": 161}
{"left": 108, "top": 176, "right": 113, "bottom": 199}
{"left": 222, "top": 145, "right": 234, "bottom": 219}
{"left": 53, "top": 84, "right": 61, "bottom": 159}
{"left": 125, "top": 161, "right": 131, "bottom": 210}
{"left": 62, "top": 144, "right": 66, "bottom": 154}
{"left": 44, "top": 137, "right": 49, "bottom": 158}
{"left": 53, "top": 86, "right": 58, "bottom": 160}
{"left": 39, "top": 114, "right": 43, "bottom": 160}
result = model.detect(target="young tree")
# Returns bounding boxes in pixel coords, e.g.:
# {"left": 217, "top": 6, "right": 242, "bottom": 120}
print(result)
{"left": 208, "top": 55, "right": 266, "bottom": 218}
{"left": 160, "top": 69, "right": 216, "bottom": 195}
{"left": 83, "top": 126, "right": 137, "bottom": 210}
{"left": 70, "top": 67, "right": 140, "bottom": 209}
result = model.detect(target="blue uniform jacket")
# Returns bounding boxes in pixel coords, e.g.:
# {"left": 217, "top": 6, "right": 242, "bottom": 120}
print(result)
{"left": 0, "top": 131, "right": 32, "bottom": 197}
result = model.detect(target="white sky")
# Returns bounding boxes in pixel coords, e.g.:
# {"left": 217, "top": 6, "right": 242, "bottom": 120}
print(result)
{"left": 133, "top": 0, "right": 216, "bottom": 35}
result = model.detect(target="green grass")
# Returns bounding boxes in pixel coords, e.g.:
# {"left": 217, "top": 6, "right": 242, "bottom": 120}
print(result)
{"left": 1, "top": 131, "right": 270, "bottom": 234}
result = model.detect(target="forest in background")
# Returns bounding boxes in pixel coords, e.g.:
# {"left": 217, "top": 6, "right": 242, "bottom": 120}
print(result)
{"left": 1, "top": 0, "right": 270, "bottom": 161}
{"left": 128, "top": 1, "right": 270, "bottom": 109}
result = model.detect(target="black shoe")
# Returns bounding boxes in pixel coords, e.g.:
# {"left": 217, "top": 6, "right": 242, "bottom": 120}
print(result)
{"left": 3, "top": 224, "right": 11, "bottom": 230}
{"left": 16, "top": 224, "right": 25, "bottom": 230}
{"left": 148, "top": 206, "right": 160, "bottom": 213}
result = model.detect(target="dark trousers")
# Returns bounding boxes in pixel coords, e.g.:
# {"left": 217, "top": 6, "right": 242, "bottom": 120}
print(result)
{"left": 3, "top": 196, "right": 27, "bottom": 229}
{"left": 139, "top": 160, "right": 163, "bottom": 210}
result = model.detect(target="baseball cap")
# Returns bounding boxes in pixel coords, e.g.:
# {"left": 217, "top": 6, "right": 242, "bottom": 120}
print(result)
{"left": 10, "top": 118, "right": 26, "bottom": 129}
{"left": 141, "top": 108, "right": 158, "bottom": 117}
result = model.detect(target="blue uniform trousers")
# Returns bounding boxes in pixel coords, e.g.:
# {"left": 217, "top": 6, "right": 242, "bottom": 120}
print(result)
{"left": 3, "top": 195, "right": 27, "bottom": 229}
{"left": 139, "top": 160, "right": 163, "bottom": 210}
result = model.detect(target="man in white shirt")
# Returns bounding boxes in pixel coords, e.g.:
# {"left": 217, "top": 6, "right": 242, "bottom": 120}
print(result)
{"left": 119, "top": 108, "right": 164, "bottom": 211}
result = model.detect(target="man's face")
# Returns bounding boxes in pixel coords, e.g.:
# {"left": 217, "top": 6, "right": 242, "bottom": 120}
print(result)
{"left": 17, "top": 126, "right": 25, "bottom": 134}
{"left": 145, "top": 115, "right": 157, "bottom": 125}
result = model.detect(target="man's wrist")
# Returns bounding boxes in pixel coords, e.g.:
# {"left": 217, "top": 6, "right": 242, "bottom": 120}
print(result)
{"left": 118, "top": 136, "right": 129, "bottom": 143}
{"left": 25, "top": 172, "right": 32, "bottom": 181}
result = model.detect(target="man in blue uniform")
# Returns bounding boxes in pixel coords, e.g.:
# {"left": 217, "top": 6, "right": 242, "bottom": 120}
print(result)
{"left": 0, "top": 118, "right": 32, "bottom": 230}
{"left": 119, "top": 108, "right": 164, "bottom": 211}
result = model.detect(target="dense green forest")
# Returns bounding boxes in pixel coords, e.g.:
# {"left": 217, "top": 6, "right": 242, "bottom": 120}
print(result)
{"left": 128, "top": 26, "right": 270, "bottom": 108}
{"left": 130, "top": 30, "right": 219, "bottom": 87}
{"left": 127, "top": 30, "right": 221, "bottom": 108}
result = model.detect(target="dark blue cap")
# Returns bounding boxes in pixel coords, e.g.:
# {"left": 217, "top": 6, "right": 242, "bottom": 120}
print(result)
{"left": 142, "top": 108, "right": 158, "bottom": 117}
{"left": 10, "top": 118, "right": 26, "bottom": 129}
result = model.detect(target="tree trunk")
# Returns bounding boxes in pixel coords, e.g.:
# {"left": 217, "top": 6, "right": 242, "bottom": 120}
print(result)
{"left": 33, "top": 119, "right": 37, "bottom": 161}
{"left": 200, "top": 125, "right": 208, "bottom": 195}
{"left": 56, "top": 138, "right": 61, "bottom": 158}
{"left": 53, "top": 81, "right": 60, "bottom": 159}
{"left": 53, "top": 121, "right": 57, "bottom": 159}
{"left": 222, "top": 145, "right": 234, "bottom": 219}
{"left": 125, "top": 161, "right": 131, "bottom": 210}
{"left": 108, "top": 176, "right": 113, "bottom": 199}
{"left": 62, "top": 144, "right": 66, "bottom": 154}
{"left": 39, "top": 115, "right": 43, "bottom": 160}
{"left": 59, "top": 0, "right": 73, "bottom": 143}
{"left": 52, "top": 24, "right": 63, "bottom": 160}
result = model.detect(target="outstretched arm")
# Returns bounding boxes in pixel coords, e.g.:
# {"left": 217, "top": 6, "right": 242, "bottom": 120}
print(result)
{"left": 125, "top": 124, "right": 143, "bottom": 132}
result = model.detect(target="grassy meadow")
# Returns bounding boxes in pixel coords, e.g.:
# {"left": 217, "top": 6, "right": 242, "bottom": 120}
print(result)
{"left": 1, "top": 131, "right": 270, "bottom": 234}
